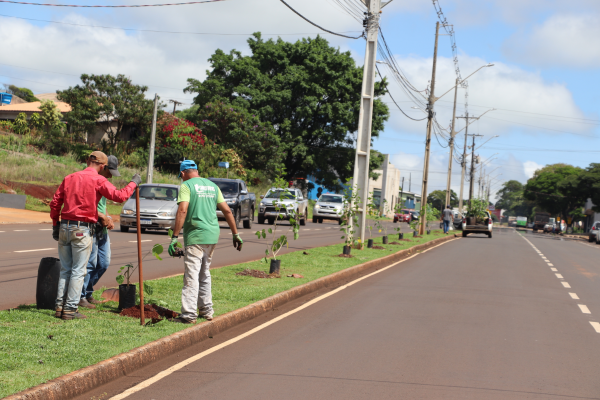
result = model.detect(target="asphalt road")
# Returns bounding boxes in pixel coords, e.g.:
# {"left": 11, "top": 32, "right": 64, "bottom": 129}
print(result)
{"left": 0, "top": 220, "right": 401, "bottom": 310}
{"left": 75, "top": 228, "right": 600, "bottom": 400}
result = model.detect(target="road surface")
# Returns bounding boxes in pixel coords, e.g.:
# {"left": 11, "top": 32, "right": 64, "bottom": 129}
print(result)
{"left": 75, "top": 228, "right": 600, "bottom": 400}
{"left": 0, "top": 220, "right": 401, "bottom": 309}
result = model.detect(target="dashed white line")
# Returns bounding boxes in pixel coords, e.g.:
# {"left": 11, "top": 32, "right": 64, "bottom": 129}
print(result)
{"left": 555, "top": 273, "right": 564, "bottom": 279}
{"left": 547, "top": 263, "right": 554, "bottom": 266}
{"left": 578, "top": 304, "right": 591, "bottom": 314}
{"left": 14, "top": 230, "right": 29, "bottom": 232}
{"left": 14, "top": 248, "right": 54, "bottom": 253}
{"left": 569, "top": 293, "right": 580, "bottom": 300}
{"left": 39, "top": 229, "right": 52, "bottom": 231}
{"left": 128, "top": 240, "right": 152, "bottom": 243}
{"left": 551, "top": 268, "right": 558, "bottom": 271}
{"left": 590, "top": 322, "right": 600, "bottom": 333}
{"left": 562, "top": 282, "right": 571, "bottom": 288}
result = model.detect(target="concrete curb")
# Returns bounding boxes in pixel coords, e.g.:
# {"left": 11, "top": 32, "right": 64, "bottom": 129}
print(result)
{"left": 6, "top": 234, "right": 458, "bottom": 400}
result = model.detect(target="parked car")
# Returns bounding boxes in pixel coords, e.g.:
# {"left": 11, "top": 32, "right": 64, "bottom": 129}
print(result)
{"left": 258, "top": 187, "right": 308, "bottom": 225}
{"left": 409, "top": 210, "right": 420, "bottom": 221}
{"left": 119, "top": 184, "right": 179, "bottom": 233}
{"left": 453, "top": 211, "right": 463, "bottom": 230}
{"left": 208, "top": 178, "right": 255, "bottom": 229}
{"left": 588, "top": 221, "right": 600, "bottom": 242}
{"left": 393, "top": 209, "right": 412, "bottom": 223}
{"left": 313, "top": 193, "right": 344, "bottom": 224}
{"left": 461, "top": 211, "right": 493, "bottom": 238}
{"left": 543, "top": 217, "right": 556, "bottom": 233}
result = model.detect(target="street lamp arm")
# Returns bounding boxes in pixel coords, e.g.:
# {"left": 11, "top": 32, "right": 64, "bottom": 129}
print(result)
{"left": 455, "top": 108, "right": 495, "bottom": 135}
{"left": 435, "top": 63, "right": 494, "bottom": 101}
{"left": 475, "top": 135, "right": 499, "bottom": 151}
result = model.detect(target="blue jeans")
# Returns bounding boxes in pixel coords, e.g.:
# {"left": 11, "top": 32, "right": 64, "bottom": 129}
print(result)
{"left": 56, "top": 224, "right": 93, "bottom": 311}
{"left": 82, "top": 233, "right": 111, "bottom": 299}
{"left": 443, "top": 220, "right": 450, "bottom": 233}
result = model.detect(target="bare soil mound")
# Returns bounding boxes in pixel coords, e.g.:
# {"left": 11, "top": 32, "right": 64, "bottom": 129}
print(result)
{"left": 236, "top": 269, "right": 279, "bottom": 279}
{"left": 4, "top": 180, "right": 58, "bottom": 201}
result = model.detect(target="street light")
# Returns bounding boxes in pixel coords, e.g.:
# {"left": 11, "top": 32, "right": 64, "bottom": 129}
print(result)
{"left": 475, "top": 135, "right": 499, "bottom": 151}
{"left": 436, "top": 63, "right": 495, "bottom": 101}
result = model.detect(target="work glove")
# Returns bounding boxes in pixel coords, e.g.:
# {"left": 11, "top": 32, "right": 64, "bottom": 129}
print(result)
{"left": 130, "top": 173, "right": 142, "bottom": 187}
{"left": 168, "top": 237, "right": 179, "bottom": 257}
{"left": 233, "top": 233, "right": 243, "bottom": 251}
{"left": 52, "top": 225, "right": 60, "bottom": 241}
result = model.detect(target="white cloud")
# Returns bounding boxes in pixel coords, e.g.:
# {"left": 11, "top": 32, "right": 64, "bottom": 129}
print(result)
{"left": 523, "top": 160, "right": 544, "bottom": 178}
{"left": 503, "top": 13, "right": 600, "bottom": 69}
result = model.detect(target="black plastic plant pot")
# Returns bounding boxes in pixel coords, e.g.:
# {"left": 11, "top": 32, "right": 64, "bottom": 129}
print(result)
{"left": 382, "top": 236, "right": 389, "bottom": 244}
{"left": 399, "top": 233, "right": 404, "bottom": 240}
{"left": 36, "top": 257, "right": 61, "bottom": 310}
{"left": 343, "top": 245, "right": 351, "bottom": 255}
{"left": 119, "top": 284, "right": 136, "bottom": 311}
{"left": 427, "top": 230, "right": 431, "bottom": 235}
{"left": 270, "top": 259, "right": 281, "bottom": 275}
{"left": 413, "top": 231, "right": 417, "bottom": 237}
{"left": 367, "top": 239, "right": 374, "bottom": 248}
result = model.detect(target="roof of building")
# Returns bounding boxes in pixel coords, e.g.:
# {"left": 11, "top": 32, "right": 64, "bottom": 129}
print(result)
{"left": 0, "top": 101, "right": 71, "bottom": 113}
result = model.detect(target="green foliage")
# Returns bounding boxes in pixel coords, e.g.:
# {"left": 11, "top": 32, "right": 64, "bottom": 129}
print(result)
{"left": 425, "top": 203, "right": 441, "bottom": 228}
{"left": 184, "top": 33, "right": 389, "bottom": 191}
{"left": 579, "top": 163, "right": 600, "bottom": 214}
{"left": 495, "top": 180, "right": 534, "bottom": 217}
{"left": 12, "top": 113, "right": 30, "bottom": 135}
{"left": 339, "top": 180, "right": 360, "bottom": 246}
{"left": 28, "top": 113, "right": 42, "bottom": 130}
{"left": 0, "top": 120, "right": 13, "bottom": 133}
{"left": 466, "top": 198, "right": 488, "bottom": 220}
{"left": 4, "top": 84, "right": 39, "bottom": 102}
{"left": 57, "top": 74, "right": 156, "bottom": 147}
{"left": 116, "top": 263, "right": 134, "bottom": 285}
{"left": 427, "top": 189, "right": 458, "bottom": 210}
{"left": 39, "top": 100, "right": 64, "bottom": 134}
{"left": 151, "top": 244, "right": 164, "bottom": 261}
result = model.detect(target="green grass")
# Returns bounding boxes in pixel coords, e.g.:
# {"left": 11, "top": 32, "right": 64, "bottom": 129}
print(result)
{"left": 0, "top": 231, "right": 446, "bottom": 397}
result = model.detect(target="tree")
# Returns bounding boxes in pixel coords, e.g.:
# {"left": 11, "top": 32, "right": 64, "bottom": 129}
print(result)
{"left": 579, "top": 163, "right": 600, "bottom": 212}
{"left": 57, "top": 74, "right": 155, "bottom": 147}
{"left": 38, "top": 100, "right": 68, "bottom": 155}
{"left": 495, "top": 180, "right": 534, "bottom": 217}
{"left": 427, "top": 189, "right": 458, "bottom": 210}
{"left": 3, "top": 84, "right": 39, "bottom": 102}
{"left": 524, "top": 164, "right": 586, "bottom": 227}
{"left": 184, "top": 33, "right": 389, "bottom": 190}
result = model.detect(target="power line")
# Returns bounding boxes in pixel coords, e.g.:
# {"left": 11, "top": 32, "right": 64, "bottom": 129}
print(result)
{"left": 0, "top": 13, "right": 362, "bottom": 37}
{"left": 0, "top": 0, "right": 225, "bottom": 7}
{"left": 375, "top": 65, "right": 427, "bottom": 122}
{"left": 278, "top": 0, "right": 363, "bottom": 39}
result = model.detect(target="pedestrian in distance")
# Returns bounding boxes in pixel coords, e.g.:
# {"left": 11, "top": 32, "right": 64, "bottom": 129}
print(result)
{"left": 50, "top": 151, "right": 141, "bottom": 320}
{"left": 442, "top": 205, "right": 453, "bottom": 234}
{"left": 168, "top": 160, "right": 243, "bottom": 324}
{"left": 79, "top": 155, "right": 121, "bottom": 309}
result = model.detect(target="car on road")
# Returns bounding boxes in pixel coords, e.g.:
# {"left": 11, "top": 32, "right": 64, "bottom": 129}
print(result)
{"left": 543, "top": 217, "right": 556, "bottom": 233}
{"left": 461, "top": 211, "right": 493, "bottom": 238}
{"left": 119, "top": 184, "right": 179, "bottom": 233}
{"left": 533, "top": 211, "right": 550, "bottom": 232}
{"left": 453, "top": 211, "right": 463, "bottom": 230}
{"left": 588, "top": 221, "right": 600, "bottom": 242}
{"left": 208, "top": 178, "right": 255, "bottom": 229}
{"left": 393, "top": 209, "right": 412, "bottom": 223}
{"left": 313, "top": 193, "right": 344, "bottom": 224}
{"left": 258, "top": 187, "right": 308, "bottom": 225}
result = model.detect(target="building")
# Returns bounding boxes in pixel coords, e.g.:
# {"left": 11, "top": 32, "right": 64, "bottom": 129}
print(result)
{"left": 398, "top": 191, "right": 422, "bottom": 210}
{"left": 0, "top": 100, "right": 71, "bottom": 120}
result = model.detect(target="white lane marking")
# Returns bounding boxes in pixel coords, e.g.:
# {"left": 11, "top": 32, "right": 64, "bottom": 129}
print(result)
{"left": 578, "top": 304, "right": 591, "bottom": 314}
{"left": 555, "top": 273, "right": 564, "bottom": 279}
{"left": 14, "top": 248, "right": 54, "bottom": 253}
{"left": 569, "top": 293, "right": 580, "bottom": 300}
{"left": 0, "top": 231, "right": 4, "bottom": 233}
{"left": 128, "top": 240, "right": 152, "bottom": 243}
{"left": 39, "top": 229, "right": 52, "bottom": 231}
{"left": 562, "top": 282, "right": 571, "bottom": 288}
{"left": 107, "top": 238, "right": 459, "bottom": 400}
{"left": 548, "top": 263, "right": 554, "bottom": 266}
{"left": 551, "top": 268, "right": 558, "bottom": 271}
{"left": 14, "top": 230, "right": 29, "bottom": 232}
{"left": 314, "top": 229, "right": 321, "bottom": 231}
{"left": 590, "top": 322, "right": 600, "bottom": 333}
{"left": 304, "top": 229, "right": 311, "bottom": 231}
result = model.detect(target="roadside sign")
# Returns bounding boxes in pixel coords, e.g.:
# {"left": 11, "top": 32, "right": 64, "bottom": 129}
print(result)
{"left": 488, "top": 204, "right": 495, "bottom": 211}
{"left": 0, "top": 93, "right": 13, "bottom": 105}
{"left": 218, "top": 162, "right": 229, "bottom": 169}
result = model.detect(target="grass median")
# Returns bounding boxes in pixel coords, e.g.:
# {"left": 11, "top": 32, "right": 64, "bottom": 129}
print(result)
{"left": 0, "top": 230, "right": 448, "bottom": 397}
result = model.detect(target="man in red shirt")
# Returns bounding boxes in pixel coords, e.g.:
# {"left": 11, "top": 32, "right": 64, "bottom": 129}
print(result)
{"left": 50, "top": 151, "right": 141, "bottom": 320}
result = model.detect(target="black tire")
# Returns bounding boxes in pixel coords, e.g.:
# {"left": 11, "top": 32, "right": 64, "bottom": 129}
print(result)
{"left": 318, "top": 218, "right": 323, "bottom": 223}
{"left": 488, "top": 231, "right": 493, "bottom": 238}
{"left": 589, "top": 236, "right": 594, "bottom": 243}
{"left": 120, "top": 225, "right": 129, "bottom": 233}
{"left": 140, "top": 228, "right": 146, "bottom": 233}
{"left": 596, "top": 238, "right": 600, "bottom": 245}
{"left": 462, "top": 231, "right": 467, "bottom": 237}
{"left": 258, "top": 215, "right": 265, "bottom": 224}
{"left": 243, "top": 215, "right": 252, "bottom": 229}
{"left": 312, "top": 216, "right": 317, "bottom": 223}
{"left": 338, "top": 219, "right": 343, "bottom": 225}
{"left": 234, "top": 209, "right": 240, "bottom": 229}
{"left": 268, "top": 218, "right": 275, "bottom": 225}
{"left": 300, "top": 209, "right": 307, "bottom": 226}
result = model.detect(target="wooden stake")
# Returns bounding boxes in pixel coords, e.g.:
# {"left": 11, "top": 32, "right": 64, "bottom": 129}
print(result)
{"left": 135, "top": 186, "right": 145, "bottom": 325}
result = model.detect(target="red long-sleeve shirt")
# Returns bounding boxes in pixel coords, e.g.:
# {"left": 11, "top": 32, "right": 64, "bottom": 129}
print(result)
{"left": 50, "top": 167, "right": 136, "bottom": 226}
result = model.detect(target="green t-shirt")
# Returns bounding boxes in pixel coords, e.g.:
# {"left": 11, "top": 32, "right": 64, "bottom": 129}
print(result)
{"left": 177, "top": 178, "right": 225, "bottom": 246}
{"left": 97, "top": 197, "right": 108, "bottom": 234}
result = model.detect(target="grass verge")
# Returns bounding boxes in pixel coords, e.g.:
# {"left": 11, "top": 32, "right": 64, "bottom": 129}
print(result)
{"left": 0, "top": 230, "right": 447, "bottom": 397}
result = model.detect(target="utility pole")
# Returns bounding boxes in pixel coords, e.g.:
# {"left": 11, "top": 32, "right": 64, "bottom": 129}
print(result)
{"left": 400, "top": 176, "right": 404, "bottom": 210}
{"left": 458, "top": 120, "right": 468, "bottom": 213}
{"left": 444, "top": 77, "right": 459, "bottom": 209}
{"left": 351, "top": 0, "right": 382, "bottom": 245}
{"left": 419, "top": 21, "right": 441, "bottom": 235}
{"left": 468, "top": 133, "right": 483, "bottom": 201}
{"left": 146, "top": 94, "right": 158, "bottom": 184}
{"left": 169, "top": 99, "right": 182, "bottom": 114}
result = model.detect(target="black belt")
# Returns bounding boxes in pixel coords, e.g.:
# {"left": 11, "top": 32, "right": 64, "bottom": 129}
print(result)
{"left": 61, "top": 220, "right": 93, "bottom": 228}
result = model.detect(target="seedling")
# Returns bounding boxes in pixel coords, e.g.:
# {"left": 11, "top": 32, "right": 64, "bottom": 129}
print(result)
{"left": 339, "top": 180, "right": 360, "bottom": 247}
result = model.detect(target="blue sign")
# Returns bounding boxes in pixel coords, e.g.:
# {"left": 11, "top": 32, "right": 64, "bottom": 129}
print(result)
{"left": 218, "top": 162, "right": 229, "bottom": 169}
{"left": 0, "top": 93, "right": 13, "bottom": 105}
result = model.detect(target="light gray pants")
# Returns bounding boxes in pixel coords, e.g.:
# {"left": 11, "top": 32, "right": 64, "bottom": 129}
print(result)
{"left": 181, "top": 244, "right": 215, "bottom": 321}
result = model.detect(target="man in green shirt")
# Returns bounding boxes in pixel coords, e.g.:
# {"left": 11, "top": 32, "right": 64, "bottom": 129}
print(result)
{"left": 169, "top": 160, "right": 243, "bottom": 323}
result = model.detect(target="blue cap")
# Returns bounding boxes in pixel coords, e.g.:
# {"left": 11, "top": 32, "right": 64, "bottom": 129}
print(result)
{"left": 180, "top": 160, "right": 197, "bottom": 172}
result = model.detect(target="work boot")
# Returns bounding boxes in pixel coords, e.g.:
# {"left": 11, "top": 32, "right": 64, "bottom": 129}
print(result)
{"left": 86, "top": 296, "right": 101, "bottom": 305}
{"left": 168, "top": 317, "right": 195, "bottom": 324}
{"left": 61, "top": 309, "right": 87, "bottom": 320}
{"left": 198, "top": 307, "right": 213, "bottom": 321}
{"left": 54, "top": 307, "right": 63, "bottom": 319}
{"left": 78, "top": 297, "right": 96, "bottom": 309}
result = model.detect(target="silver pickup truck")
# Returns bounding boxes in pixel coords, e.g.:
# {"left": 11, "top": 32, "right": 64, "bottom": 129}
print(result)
{"left": 258, "top": 188, "right": 308, "bottom": 225}
{"left": 461, "top": 211, "right": 493, "bottom": 238}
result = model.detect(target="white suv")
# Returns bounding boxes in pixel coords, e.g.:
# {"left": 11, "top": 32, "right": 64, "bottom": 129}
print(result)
{"left": 588, "top": 221, "right": 600, "bottom": 243}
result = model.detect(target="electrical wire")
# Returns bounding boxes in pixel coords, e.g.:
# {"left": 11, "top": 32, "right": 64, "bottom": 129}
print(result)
{"left": 278, "top": 0, "right": 363, "bottom": 39}
{"left": 0, "top": 0, "right": 226, "bottom": 6}
{"left": 375, "top": 65, "right": 427, "bottom": 122}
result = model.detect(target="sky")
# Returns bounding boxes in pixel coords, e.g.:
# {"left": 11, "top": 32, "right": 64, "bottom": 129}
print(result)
{"left": 0, "top": 0, "right": 598, "bottom": 202}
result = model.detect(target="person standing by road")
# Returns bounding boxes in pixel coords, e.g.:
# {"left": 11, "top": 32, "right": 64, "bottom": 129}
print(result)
{"left": 50, "top": 151, "right": 141, "bottom": 320}
{"left": 79, "top": 155, "right": 121, "bottom": 309}
{"left": 168, "top": 160, "right": 243, "bottom": 324}
{"left": 442, "top": 205, "right": 453, "bottom": 234}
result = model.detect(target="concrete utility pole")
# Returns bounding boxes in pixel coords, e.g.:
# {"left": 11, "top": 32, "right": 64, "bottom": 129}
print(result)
{"left": 468, "top": 134, "right": 483, "bottom": 202}
{"left": 146, "top": 94, "right": 158, "bottom": 184}
{"left": 458, "top": 118, "right": 469, "bottom": 213}
{"left": 169, "top": 99, "right": 182, "bottom": 114}
{"left": 351, "top": 0, "right": 382, "bottom": 245}
{"left": 419, "top": 21, "right": 441, "bottom": 235}
{"left": 444, "top": 77, "right": 459, "bottom": 209}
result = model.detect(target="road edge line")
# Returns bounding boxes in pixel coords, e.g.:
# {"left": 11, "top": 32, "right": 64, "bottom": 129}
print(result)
{"left": 5, "top": 235, "right": 458, "bottom": 400}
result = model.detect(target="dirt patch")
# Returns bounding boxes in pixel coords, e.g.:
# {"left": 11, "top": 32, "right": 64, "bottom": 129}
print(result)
{"left": 119, "top": 304, "right": 179, "bottom": 320}
{"left": 336, "top": 254, "right": 354, "bottom": 258}
{"left": 4, "top": 180, "right": 58, "bottom": 201}
{"left": 235, "top": 269, "right": 279, "bottom": 279}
